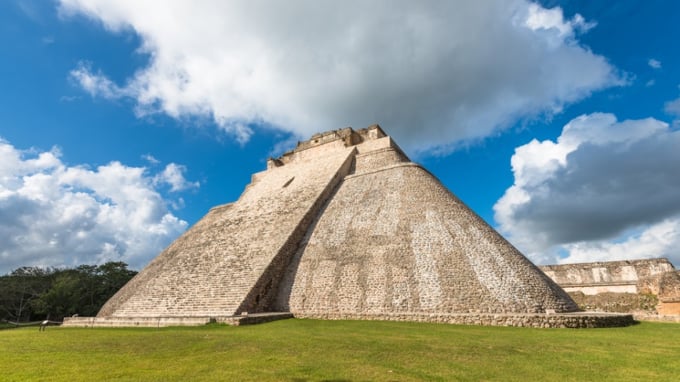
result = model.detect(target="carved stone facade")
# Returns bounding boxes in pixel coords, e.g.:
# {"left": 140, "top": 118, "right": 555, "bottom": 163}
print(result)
{"left": 65, "top": 125, "right": 635, "bottom": 328}
{"left": 540, "top": 259, "right": 674, "bottom": 295}
{"left": 541, "top": 258, "right": 680, "bottom": 318}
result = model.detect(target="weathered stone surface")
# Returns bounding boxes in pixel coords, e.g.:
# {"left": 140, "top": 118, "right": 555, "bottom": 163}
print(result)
{"left": 292, "top": 312, "right": 634, "bottom": 328}
{"left": 277, "top": 161, "right": 576, "bottom": 315}
{"left": 74, "top": 125, "right": 636, "bottom": 328}
{"left": 541, "top": 258, "right": 680, "bottom": 318}
{"left": 540, "top": 258, "right": 675, "bottom": 295}
{"left": 63, "top": 312, "right": 293, "bottom": 328}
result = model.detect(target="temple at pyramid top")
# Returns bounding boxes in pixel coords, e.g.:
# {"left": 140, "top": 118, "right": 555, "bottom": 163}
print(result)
{"left": 71, "top": 124, "right": 635, "bottom": 328}
{"left": 267, "top": 124, "right": 388, "bottom": 168}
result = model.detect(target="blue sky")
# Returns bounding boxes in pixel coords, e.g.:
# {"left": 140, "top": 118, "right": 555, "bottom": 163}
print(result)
{"left": 1, "top": 0, "right": 679, "bottom": 273}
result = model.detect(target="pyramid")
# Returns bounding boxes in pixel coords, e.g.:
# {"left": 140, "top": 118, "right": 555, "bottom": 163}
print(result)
{"left": 80, "top": 125, "right": 634, "bottom": 328}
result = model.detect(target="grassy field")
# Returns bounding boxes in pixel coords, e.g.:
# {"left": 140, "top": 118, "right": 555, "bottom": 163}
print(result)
{"left": 0, "top": 322, "right": 18, "bottom": 330}
{"left": 1, "top": 319, "right": 678, "bottom": 381}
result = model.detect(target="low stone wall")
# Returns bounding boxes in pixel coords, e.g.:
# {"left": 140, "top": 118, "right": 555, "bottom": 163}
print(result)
{"left": 63, "top": 313, "right": 293, "bottom": 328}
{"left": 293, "top": 312, "right": 635, "bottom": 328}
{"left": 633, "top": 314, "right": 680, "bottom": 323}
{"left": 63, "top": 316, "right": 212, "bottom": 328}
{"left": 63, "top": 311, "right": 633, "bottom": 328}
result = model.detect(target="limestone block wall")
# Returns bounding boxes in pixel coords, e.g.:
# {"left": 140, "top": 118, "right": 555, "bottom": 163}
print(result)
{"left": 292, "top": 312, "right": 634, "bottom": 328}
{"left": 353, "top": 147, "right": 408, "bottom": 174}
{"left": 275, "top": 148, "right": 577, "bottom": 315}
{"left": 64, "top": 312, "right": 293, "bottom": 328}
{"left": 540, "top": 259, "right": 675, "bottom": 295}
{"left": 99, "top": 144, "right": 356, "bottom": 318}
{"left": 639, "top": 270, "right": 680, "bottom": 315}
{"left": 637, "top": 269, "right": 679, "bottom": 296}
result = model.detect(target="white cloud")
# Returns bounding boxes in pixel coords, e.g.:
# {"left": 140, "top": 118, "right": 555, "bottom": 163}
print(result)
{"left": 155, "top": 163, "right": 199, "bottom": 192}
{"left": 560, "top": 220, "right": 680, "bottom": 264}
{"left": 141, "top": 154, "right": 199, "bottom": 191}
{"left": 494, "top": 113, "right": 680, "bottom": 265}
{"left": 665, "top": 96, "right": 680, "bottom": 118}
{"left": 69, "top": 61, "right": 128, "bottom": 99}
{"left": 524, "top": 3, "right": 595, "bottom": 41}
{"left": 141, "top": 154, "right": 160, "bottom": 165}
{"left": 59, "top": 0, "right": 622, "bottom": 153}
{"left": 648, "top": 58, "right": 662, "bottom": 69}
{"left": 0, "top": 138, "right": 195, "bottom": 274}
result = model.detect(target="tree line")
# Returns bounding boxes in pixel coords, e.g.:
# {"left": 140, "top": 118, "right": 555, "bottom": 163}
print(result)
{"left": 0, "top": 262, "right": 137, "bottom": 323}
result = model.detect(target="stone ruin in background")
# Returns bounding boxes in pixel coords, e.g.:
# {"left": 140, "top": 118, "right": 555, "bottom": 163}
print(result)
{"left": 541, "top": 258, "right": 680, "bottom": 321}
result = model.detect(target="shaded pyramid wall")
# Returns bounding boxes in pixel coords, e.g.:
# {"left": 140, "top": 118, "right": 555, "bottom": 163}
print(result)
{"left": 99, "top": 125, "right": 578, "bottom": 319}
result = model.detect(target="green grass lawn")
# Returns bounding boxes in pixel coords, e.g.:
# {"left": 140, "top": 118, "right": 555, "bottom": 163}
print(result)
{"left": 1, "top": 319, "right": 678, "bottom": 381}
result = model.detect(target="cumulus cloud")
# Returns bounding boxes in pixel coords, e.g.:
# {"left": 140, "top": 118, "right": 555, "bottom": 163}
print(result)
{"left": 560, "top": 220, "right": 680, "bottom": 264}
{"left": 141, "top": 154, "right": 160, "bottom": 165}
{"left": 525, "top": 2, "right": 595, "bottom": 39}
{"left": 69, "top": 61, "right": 128, "bottom": 99}
{"left": 0, "top": 138, "right": 197, "bottom": 274}
{"left": 648, "top": 58, "right": 662, "bottom": 69}
{"left": 665, "top": 96, "right": 680, "bottom": 118}
{"left": 494, "top": 113, "right": 680, "bottom": 265}
{"left": 155, "top": 163, "right": 200, "bottom": 192}
{"left": 59, "top": 0, "right": 622, "bottom": 153}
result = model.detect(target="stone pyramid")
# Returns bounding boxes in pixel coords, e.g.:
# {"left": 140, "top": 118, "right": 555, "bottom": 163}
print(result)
{"left": 95, "top": 125, "right": 586, "bottom": 326}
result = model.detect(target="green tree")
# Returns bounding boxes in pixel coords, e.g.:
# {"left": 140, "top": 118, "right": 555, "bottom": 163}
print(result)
{"left": 32, "top": 270, "right": 81, "bottom": 320}
{"left": 96, "top": 261, "right": 137, "bottom": 302}
{"left": 0, "top": 267, "right": 54, "bottom": 322}
{"left": 74, "top": 265, "right": 101, "bottom": 316}
{"left": 1, "top": 262, "right": 137, "bottom": 322}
